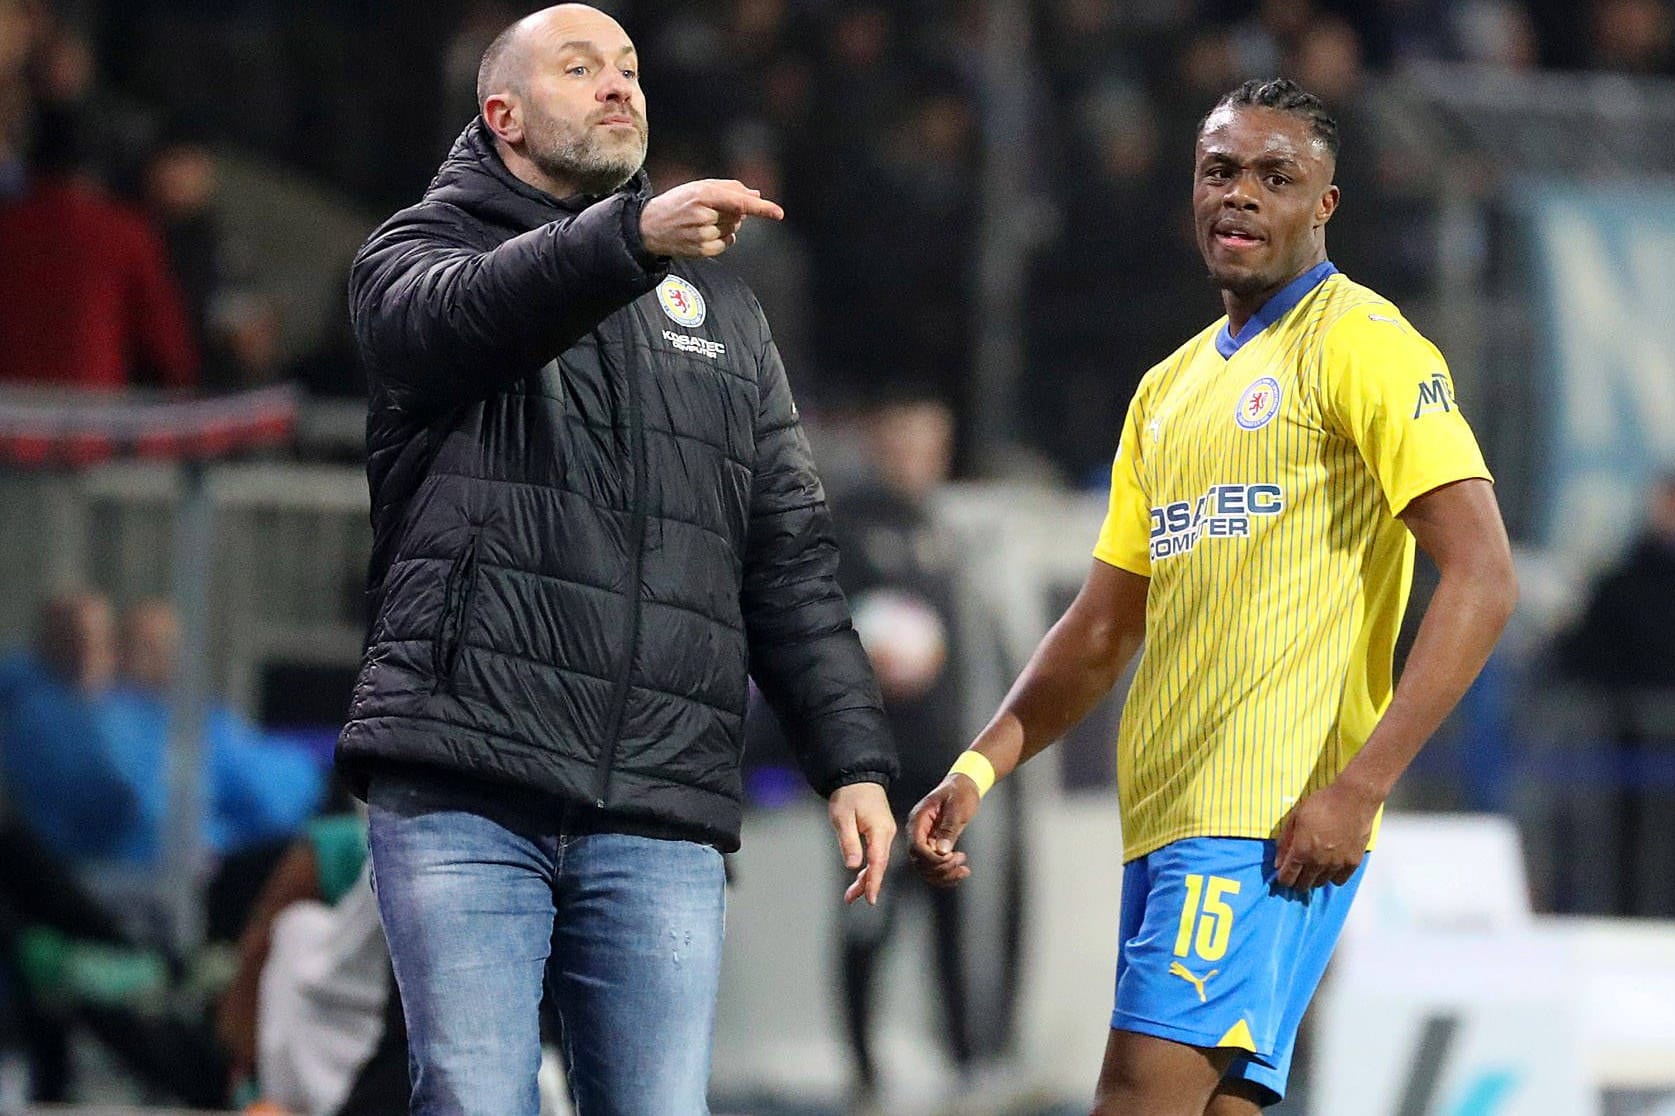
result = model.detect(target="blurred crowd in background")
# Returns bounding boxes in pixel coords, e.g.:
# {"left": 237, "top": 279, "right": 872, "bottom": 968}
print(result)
{"left": 6, "top": 0, "right": 1675, "bottom": 475}
{"left": 3, "top": 0, "right": 1675, "bottom": 1109}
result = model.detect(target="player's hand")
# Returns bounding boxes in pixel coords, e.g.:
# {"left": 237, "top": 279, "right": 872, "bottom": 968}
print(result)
{"left": 639, "top": 178, "right": 784, "bottom": 258}
{"left": 1273, "top": 777, "right": 1382, "bottom": 890}
{"left": 829, "top": 782, "right": 895, "bottom": 905}
{"left": 907, "top": 774, "right": 980, "bottom": 888}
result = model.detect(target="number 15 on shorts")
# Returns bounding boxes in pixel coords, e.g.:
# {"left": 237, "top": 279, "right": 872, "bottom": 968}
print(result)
{"left": 1175, "top": 873, "right": 1239, "bottom": 962}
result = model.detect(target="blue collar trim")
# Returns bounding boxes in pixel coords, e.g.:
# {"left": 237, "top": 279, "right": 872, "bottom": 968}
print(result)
{"left": 1214, "top": 260, "right": 1338, "bottom": 360}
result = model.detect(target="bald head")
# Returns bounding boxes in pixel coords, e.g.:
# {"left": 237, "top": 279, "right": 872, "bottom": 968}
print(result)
{"left": 477, "top": 4, "right": 629, "bottom": 111}
{"left": 475, "top": 3, "right": 648, "bottom": 198}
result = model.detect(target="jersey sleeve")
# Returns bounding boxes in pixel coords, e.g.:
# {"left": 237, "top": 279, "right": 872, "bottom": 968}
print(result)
{"left": 1093, "top": 393, "right": 1152, "bottom": 576}
{"left": 1321, "top": 308, "right": 1492, "bottom": 516}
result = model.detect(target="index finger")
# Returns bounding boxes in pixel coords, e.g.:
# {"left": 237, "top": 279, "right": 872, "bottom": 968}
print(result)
{"left": 864, "top": 823, "right": 892, "bottom": 905}
{"left": 705, "top": 185, "right": 784, "bottom": 221}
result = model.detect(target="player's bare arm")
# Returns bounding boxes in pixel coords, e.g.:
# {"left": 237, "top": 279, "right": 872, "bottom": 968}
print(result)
{"left": 1274, "top": 477, "right": 1516, "bottom": 889}
{"left": 908, "top": 559, "right": 1148, "bottom": 887}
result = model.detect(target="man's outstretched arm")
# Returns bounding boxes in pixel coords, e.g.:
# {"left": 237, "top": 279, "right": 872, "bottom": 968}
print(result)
{"left": 909, "top": 558, "right": 1149, "bottom": 885}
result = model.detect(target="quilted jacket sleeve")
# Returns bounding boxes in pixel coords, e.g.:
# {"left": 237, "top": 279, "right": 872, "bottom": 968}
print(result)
{"left": 349, "top": 192, "right": 665, "bottom": 411}
{"left": 739, "top": 303, "right": 897, "bottom": 797}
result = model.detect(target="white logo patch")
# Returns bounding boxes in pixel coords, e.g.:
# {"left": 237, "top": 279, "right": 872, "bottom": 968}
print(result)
{"left": 1235, "top": 376, "right": 1282, "bottom": 431}
{"left": 656, "top": 276, "right": 706, "bottom": 328}
{"left": 663, "top": 330, "right": 726, "bottom": 360}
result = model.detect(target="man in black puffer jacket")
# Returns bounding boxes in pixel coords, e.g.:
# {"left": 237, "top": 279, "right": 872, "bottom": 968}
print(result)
{"left": 337, "top": 6, "right": 897, "bottom": 1113}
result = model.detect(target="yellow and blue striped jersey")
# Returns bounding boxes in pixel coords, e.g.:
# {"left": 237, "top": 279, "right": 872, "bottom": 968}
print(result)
{"left": 1093, "top": 262, "right": 1491, "bottom": 862}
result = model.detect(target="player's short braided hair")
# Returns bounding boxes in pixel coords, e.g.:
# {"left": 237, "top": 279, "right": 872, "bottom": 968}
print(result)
{"left": 1202, "top": 78, "right": 1339, "bottom": 158}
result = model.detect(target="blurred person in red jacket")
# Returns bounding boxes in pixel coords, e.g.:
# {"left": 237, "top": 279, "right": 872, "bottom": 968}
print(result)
{"left": 0, "top": 112, "right": 198, "bottom": 390}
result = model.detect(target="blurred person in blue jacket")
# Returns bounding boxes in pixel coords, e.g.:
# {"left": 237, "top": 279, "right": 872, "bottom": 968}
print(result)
{"left": 0, "top": 593, "right": 324, "bottom": 869}
{"left": 101, "top": 598, "right": 324, "bottom": 867}
{"left": 0, "top": 591, "right": 141, "bottom": 861}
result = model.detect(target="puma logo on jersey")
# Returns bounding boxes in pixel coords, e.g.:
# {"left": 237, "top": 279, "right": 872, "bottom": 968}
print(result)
{"left": 1169, "top": 961, "right": 1218, "bottom": 1003}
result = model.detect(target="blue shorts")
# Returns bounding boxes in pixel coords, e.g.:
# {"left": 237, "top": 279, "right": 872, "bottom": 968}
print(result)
{"left": 1112, "top": 836, "right": 1366, "bottom": 1105}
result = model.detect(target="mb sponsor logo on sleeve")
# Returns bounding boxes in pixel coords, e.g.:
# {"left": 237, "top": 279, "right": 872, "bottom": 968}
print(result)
{"left": 1413, "top": 371, "right": 1455, "bottom": 419}
{"left": 1149, "top": 483, "right": 1284, "bottom": 560}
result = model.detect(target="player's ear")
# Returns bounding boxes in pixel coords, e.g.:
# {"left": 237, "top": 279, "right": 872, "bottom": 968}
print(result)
{"left": 482, "top": 92, "right": 523, "bottom": 144}
{"left": 1315, "top": 183, "right": 1340, "bottom": 228}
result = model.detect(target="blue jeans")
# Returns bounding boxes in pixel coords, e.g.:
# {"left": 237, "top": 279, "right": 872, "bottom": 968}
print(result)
{"left": 366, "top": 772, "right": 727, "bottom": 1116}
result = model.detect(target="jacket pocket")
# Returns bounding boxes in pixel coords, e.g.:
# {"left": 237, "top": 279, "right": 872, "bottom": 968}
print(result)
{"left": 431, "top": 530, "right": 482, "bottom": 693}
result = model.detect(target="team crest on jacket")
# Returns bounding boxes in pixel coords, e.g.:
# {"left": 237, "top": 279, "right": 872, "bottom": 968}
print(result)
{"left": 1235, "top": 376, "right": 1282, "bottom": 431}
{"left": 657, "top": 276, "right": 706, "bottom": 328}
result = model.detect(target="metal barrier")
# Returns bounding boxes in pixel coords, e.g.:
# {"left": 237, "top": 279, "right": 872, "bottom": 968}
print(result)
{"left": 0, "top": 461, "right": 369, "bottom": 712}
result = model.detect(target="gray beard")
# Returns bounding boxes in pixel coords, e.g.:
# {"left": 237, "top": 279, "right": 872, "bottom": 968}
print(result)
{"left": 530, "top": 128, "right": 646, "bottom": 197}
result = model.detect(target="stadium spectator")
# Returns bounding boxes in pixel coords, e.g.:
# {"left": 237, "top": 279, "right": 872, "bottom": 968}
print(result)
{"left": 338, "top": 6, "right": 896, "bottom": 1111}
{"left": 218, "top": 813, "right": 410, "bottom": 1116}
{"left": 0, "top": 0, "right": 39, "bottom": 200}
{"left": 0, "top": 802, "right": 228, "bottom": 1105}
{"left": 1557, "top": 471, "right": 1675, "bottom": 915}
{"left": 141, "top": 140, "right": 230, "bottom": 387}
{"left": 0, "top": 593, "right": 321, "bottom": 935}
{"left": 1452, "top": 0, "right": 1542, "bottom": 68}
{"left": 25, "top": 21, "right": 156, "bottom": 196}
{"left": 0, "top": 592, "right": 229, "bottom": 1104}
{"left": 830, "top": 393, "right": 975, "bottom": 1108}
{"left": 1590, "top": 0, "right": 1675, "bottom": 73}
{"left": 0, "top": 113, "right": 198, "bottom": 389}
{"left": 0, "top": 591, "right": 139, "bottom": 863}
{"left": 1559, "top": 471, "right": 1675, "bottom": 689}
{"left": 0, "top": 0, "right": 38, "bottom": 82}
{"left": 100, "top": 598, "right": 324, "bottom": 868}
{"left": 0, "top": 81, "right": 25, "bottom": 200}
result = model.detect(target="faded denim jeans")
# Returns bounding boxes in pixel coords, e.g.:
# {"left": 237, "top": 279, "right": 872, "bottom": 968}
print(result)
{"left": 367, "top": 772, "right": 726, "bottom": 1115}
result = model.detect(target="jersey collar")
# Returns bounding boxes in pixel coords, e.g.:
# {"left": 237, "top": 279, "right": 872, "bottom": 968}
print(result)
{"left": 1214, "top": 260, "right": 1338, "bottom": 360}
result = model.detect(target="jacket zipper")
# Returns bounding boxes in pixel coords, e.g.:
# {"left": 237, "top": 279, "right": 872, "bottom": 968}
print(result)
{"left": 593, "top": 316, "right": 648, "bottom": 807}
{"left": 431, "top": 530, "right": 481, "bottom": 694}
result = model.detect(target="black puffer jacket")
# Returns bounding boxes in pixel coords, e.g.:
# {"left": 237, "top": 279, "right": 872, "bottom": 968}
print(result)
{"left": 337, "top": 120, "right": 895, "bottom": 850}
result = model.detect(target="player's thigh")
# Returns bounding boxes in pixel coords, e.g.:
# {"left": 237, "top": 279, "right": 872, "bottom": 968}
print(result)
{"left": 1093, "top": 1027, "right": 1230, "bottom": 1116}
{"left": 1204, "top": 1076, "right": 1268, "bottom": 1115}
{"left": 367, "top": 773, "right": 559, "bottom": 1113}
{"left": 549, "top": 832, "right": 726, "bottom": 1116}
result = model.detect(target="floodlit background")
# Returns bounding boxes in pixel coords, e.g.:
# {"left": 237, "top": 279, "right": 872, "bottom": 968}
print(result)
{"left": 0, "top": 0, "right": 1672, "bottom": 1113}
